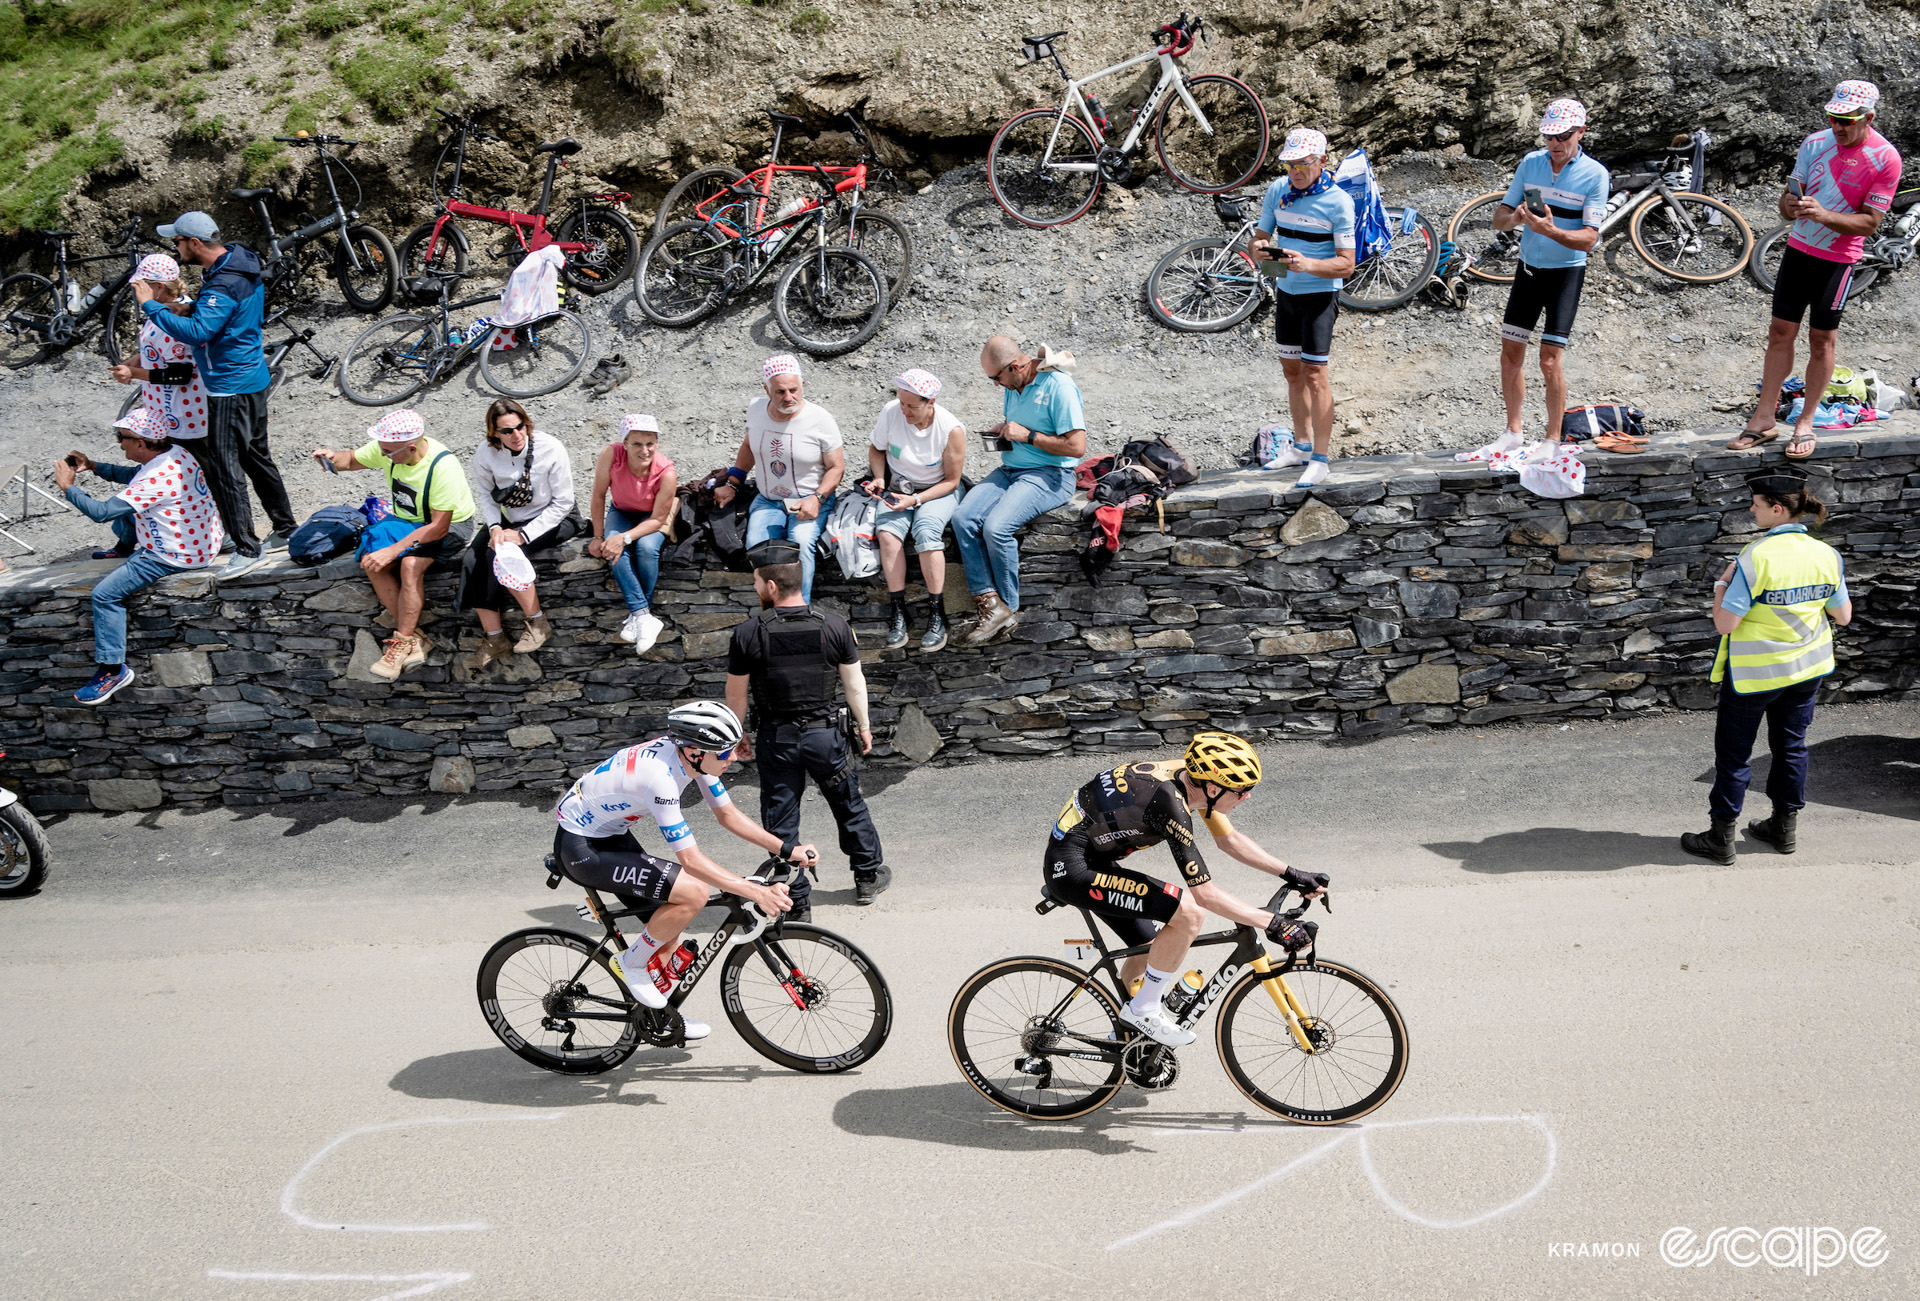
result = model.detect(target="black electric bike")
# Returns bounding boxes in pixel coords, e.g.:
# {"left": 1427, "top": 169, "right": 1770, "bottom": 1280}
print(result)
{"left": 235, "top": 132, "right": 397, "bottom": 314}
{"left": 0, "top": 218, "right": 158, "bottom": 369}
{"left": 478, "top": 855, "right": 893, "bottom": 1075}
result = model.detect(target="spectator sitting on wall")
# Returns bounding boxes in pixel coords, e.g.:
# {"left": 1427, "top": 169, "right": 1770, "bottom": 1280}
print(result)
{"left": 311, "top": 409, "right": 478, "bottom": 682}
{"left": 462, "top": 398, "right": 577, "bottom": 671}
{"left": 588, "top": 413, "right": 678, "bottom": 656}
{"left": 865, "top": 367, "right": 966, "bottom": 653}
{"left": 56, "top": 407, "right": 225, "bottom": 706}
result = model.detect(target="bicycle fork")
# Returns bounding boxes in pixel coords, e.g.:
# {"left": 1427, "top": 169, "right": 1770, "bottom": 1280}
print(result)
{"left": 1249, "top": 953, "right": 1320, "bottom": 1054}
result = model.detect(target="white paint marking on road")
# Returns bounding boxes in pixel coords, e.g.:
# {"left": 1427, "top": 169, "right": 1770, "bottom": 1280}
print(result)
{"left": 281, "top": 1113, "right": 563, "bottom": 1232}
{"left": 1107, "top": 1113, "right": 1558, "bottom": 1249}
{"left": 207, "top": 1269, "right": 472, "bottom": 1300}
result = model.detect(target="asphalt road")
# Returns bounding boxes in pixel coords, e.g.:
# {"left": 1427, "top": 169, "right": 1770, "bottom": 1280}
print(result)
{"left": 4, "top": 702, "right": 1918, "bottom": 1299}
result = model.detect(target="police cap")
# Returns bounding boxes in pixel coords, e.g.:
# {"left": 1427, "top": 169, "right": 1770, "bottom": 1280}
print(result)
{"left": 747, "top": 538, "right": 803, "bottom": 568}
{"left": 1747, "top": 465, "right": 1811, "bottom": 495}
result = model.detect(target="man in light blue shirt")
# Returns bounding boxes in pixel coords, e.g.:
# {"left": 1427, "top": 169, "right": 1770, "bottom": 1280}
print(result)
{"left": 955, "top": 336, "right": 1086, "bottom": 645}
{"left": 1252, "top": 127, "right": 1357, "bottom": 489}
{"left": 1490, "top": 99, "right": 1610, "bottom": 451}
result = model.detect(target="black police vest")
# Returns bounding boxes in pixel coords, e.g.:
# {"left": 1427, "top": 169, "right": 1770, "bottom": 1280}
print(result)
{"left": 745, "top": 606, "right": 837, "bottom": 729}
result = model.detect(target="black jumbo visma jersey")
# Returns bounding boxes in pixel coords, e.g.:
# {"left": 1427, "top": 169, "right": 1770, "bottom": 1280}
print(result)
{"left": 1051, "top": 759, "right": 1234, "bottom": 886}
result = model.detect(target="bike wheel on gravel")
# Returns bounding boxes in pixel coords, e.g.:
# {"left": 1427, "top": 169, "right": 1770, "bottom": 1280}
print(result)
{"left": 773, "top": 247, "right": 888, "bottom": 356}
{"left": 1215, "top": 958, "right": 1409, "bottom": 1124}
{"left": 338, "top": 312, "right": 437, "bottom": 405}
{"left": 479, "top": 309, "right": 592, "bottom": 398}
{"left": 1629, "top": 192, "right": 1753, "bottom": 284}
{"left": 397, "top": 221, "right": 471, "bottom": 295}
{"left": 633, "top": 220, "right": 729, "bottom": 327}
{"left": 1747, "top": 223, "right": 1788, "bottom": 292}
{"left": 0, "top": 273, "right": 56, "bottom": 368}
{"left": 722, "top": 923, "right": 893, "bottom": 1073}
{"left": 652, "top": 165, "right": 748, "bottom": 241}
{"left": 1147, "top": 236, "right": 1264, "bottom": 332}
{"left": 1447, "top": 192, "right": 1522, "bottom": 284}
{"left": 1155, "top": 74, "right": 1270, "bottom": 194}
{"left": 477, "top": 927, "right": 641, "bottom": 1075}
{"left": 988, "top": 109, "right": 1103, "bottom": 229}
{"left": 1341, "top": 206, "right": 1441, "bottom": 311}
{"left": 0, "top": 803, "right": 51, "bottom": 897}
{"left": 948, "top": 956, "right": 1127, "bottom": 1119}
{"left": 332, "top": 224, "right": 398, "bottom": 314}
{"left": 847, "top": 210, "right": 914, "bottom": 305}
{"left": 555, "top": 207, "right": 639, "bottom": 295}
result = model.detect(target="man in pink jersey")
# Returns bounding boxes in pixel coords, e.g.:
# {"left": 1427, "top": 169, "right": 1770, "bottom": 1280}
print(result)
{"left": 1736, "top": 80, "right": 1902, "bottom": 461}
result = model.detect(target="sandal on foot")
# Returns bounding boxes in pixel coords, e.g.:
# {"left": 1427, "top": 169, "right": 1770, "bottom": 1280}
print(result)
{"left": 1725, "top": 427, "right": 1778, "bottom": 450}
{"left": 1784, "top": 430, "right": 1818, "bottom": 460}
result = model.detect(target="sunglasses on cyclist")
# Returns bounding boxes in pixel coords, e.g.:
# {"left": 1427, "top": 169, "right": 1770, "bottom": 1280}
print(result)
{"left": 1827, "top": 112, "right": 1869, "bottom": 126}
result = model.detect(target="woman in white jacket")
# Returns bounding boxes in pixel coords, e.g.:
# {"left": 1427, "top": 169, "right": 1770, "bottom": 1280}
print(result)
{"left": 462, "top": 398, "right": 577, "bottom": 669}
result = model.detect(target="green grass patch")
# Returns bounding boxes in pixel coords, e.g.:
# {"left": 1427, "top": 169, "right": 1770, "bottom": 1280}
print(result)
{"left": 239, "top": 138, "right": 293, "bottom": 185}
{"left": 0, "top": 127, "right": 123, "bottom": 231}
{"left": 304, "top": 1, "right": 364, "bottom": 34}
{"left": 334, "top": 37, "right": 453, "bottom": 121}
{"left": 789, "top": 5, "right": 830, "bottom": 34}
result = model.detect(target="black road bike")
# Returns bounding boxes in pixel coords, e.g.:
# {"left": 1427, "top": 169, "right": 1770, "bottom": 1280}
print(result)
{"left": 949, "top": 881, "right": 1408, "bottom": 1122}
{"left": 236, "top": 132, "right": 397, "bottom": 314}
{"left": 0, "top": 218, "right": 158, "bottom": 369}
{"left": 478, "top": 855, "right": 893, "bottom": 1075}
{"left": 1747, "top": 184, "right": 1920, "bottom": 297}
{"left": 637, "top": 163, "right": 891, "bottom": 356}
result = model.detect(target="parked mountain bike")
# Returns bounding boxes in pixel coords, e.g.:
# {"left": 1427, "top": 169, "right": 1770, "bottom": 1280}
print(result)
{"left": 1746, "top": 184, "right": 1920, "bottom": 296}
{"left": 120, "top": 304, "right": 333, "bottom": 422}
{"left": 949, "top": 879, "right": 1407, "bottom": 1122}
{"left": 234, "top": 132, "right": 396, "bottom": 315}
{"left": 397, "top": 108, "right": 638, "bottom": 297}
{"left": 478, "top": 854, "right": 893, "bottom": 1075}
{"left": 1147, "top": 187, "right": 1439, "bottom": 330}
{"left": 1448, "top": 130, "right": 1752, "bottom": 285}
{"left": 0, "top": 218, "right": 159, "bottom": 369}
{"left": 637, "top": 163, "right": 891, "bottom": 356}
{"left": 988, "top": 13, "right": 1269, "bottom": 229}
{"left": 337, "top": 270, "right": 589, "bottom": 405}
{"left": 653, "top": 110, "right": 913, "bottom": 304}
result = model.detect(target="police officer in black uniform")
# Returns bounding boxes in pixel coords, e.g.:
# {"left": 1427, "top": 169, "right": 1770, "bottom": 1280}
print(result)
{"left": 725, "top": 538, "right": 889, "bottom": 920}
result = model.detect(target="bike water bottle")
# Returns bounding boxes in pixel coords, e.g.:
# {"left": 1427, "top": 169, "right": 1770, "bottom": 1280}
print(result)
{"left": 644, "top": 947, "right": 677, "bottom": 995}
{"left": 80, "top": 282, "right": 106, "bottom": 312}
{"left": 667, "top": 940, "right": 697, "bottom": 980}
{"left": 64, "top": 282, "right": 82, "bottom": 313}
{"left": 1162, "top": 970, "right": 1205, "bottom": 1017}
{"left": 1084, "top": 93, "right": 1111, "bottom": 136}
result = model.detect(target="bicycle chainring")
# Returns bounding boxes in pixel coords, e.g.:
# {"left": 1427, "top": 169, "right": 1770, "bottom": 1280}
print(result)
{"left": 45, "top": 312, "right": 75, "bottom": 347}
{"left": 720, "top": 260, "right": 750, "bottom": 293}
{"left": 1122, "top": 1039, "right": 1180, "bottom": 1090}
{"left": 1096, "top": 148, "right": 1134, "bottom": 185}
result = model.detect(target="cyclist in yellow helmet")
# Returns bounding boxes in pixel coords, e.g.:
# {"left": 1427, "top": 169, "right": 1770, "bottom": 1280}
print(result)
{"left": 1044, "top": 732, "right": 1327, "bottom": 1047}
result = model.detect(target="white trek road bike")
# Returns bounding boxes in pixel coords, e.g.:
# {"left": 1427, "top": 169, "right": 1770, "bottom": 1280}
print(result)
{"left": 988, "top": 12, "right": 1269, "bottom": 229}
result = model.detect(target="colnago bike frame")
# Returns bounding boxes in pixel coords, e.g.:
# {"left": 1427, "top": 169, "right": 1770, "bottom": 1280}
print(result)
{"left": 1040, "top": 50, "right": 1214, "bottom": 172}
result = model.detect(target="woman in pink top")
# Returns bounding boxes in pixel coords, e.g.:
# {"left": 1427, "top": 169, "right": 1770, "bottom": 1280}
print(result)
{"left": 589, "top": 414, "right": 678, "bottom": 653}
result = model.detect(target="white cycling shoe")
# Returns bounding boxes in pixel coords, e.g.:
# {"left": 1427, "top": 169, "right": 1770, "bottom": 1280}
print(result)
{"left": 1119, "top": 1002, "right": 1196, "bottom": 1047}
{"left": 609, "top": 953, "right": 667, "bottom": 1009}
{"left": 681, "top": 1020, "right": 710, "bottom": 1042}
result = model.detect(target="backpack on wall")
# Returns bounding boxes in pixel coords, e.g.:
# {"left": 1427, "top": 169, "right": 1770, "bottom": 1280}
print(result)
{"left": 1560, "top": 400, "right": 1646, "bottom": 442}
{"left": 823, "top": 481, "right": 880, "bottom": 580}
{"left": 287, "top": 504, "right": 367, "bottom": 567}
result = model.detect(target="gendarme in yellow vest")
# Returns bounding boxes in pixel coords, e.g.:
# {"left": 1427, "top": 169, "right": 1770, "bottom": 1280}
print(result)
{"left": 1711, "top": 528, "right": 1843, "bottom": 694}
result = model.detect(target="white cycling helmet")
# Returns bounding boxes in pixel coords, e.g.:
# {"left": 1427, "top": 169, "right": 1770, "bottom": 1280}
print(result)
{"left": 665, "top": 700, "right": 744, "bottom": 752}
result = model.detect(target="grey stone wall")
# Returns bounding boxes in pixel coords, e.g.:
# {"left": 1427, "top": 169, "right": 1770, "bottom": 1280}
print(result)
{"left": 3, "top": 427, "right": 1916, "bottom": 813}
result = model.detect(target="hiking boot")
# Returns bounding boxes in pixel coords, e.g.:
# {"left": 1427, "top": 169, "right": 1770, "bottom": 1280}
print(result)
{"left": 921, "top": 608, "right": 949, "bottom": 653}
{"left": 854, "top": 865, "right": 892, "bottom": 905}
{"left": 513, "top": 615, "right": 552, "bottom": 654}
{"left": 369, "top": 634, "right": 414, "bottom": 681}
{"left": 965, "top": 591, "right": 1017, "bottom": 646}
{"left": 1747, "top": 807, "right": 1798, "bottom": 854}
{"left": 593, "top": 355, "right": 633, "bottom": 395}
{"left": 1679, "top": 819, "right": 1737, "bottom": 865}
{"left": 885, "top": 602, "right": 909, "bottom": 649}
{"left": 405, "top": 631, "right": 432, "bottom": 669}
{"left": 466, "top": 631, "right": 514, "bottom": 672}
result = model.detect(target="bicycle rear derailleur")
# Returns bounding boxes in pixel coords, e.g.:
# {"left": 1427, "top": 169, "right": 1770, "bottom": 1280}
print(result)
{"left": 1123, "top": 1039, "right": 1180, "bottom": 1091}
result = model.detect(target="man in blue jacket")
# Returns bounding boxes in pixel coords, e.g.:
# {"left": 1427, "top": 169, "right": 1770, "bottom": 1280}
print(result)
{"left": 140, "top": 211, "right": 295, "bottom": 578}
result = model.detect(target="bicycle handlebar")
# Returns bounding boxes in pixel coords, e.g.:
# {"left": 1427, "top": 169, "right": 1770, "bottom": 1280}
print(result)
{"left": 274, "top": 133, "right": 361, "bottom": 147}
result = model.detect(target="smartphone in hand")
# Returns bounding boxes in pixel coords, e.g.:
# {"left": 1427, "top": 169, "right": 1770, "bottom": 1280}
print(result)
{"left": 1523, "top": 186, "right": 1548, "bottom": 216}
{"left": 1787, "top": 177, "right": 1806, "bottom": 199}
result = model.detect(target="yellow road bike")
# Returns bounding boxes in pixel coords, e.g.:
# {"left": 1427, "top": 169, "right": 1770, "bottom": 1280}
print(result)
{"left": 948, "top": 881, "right": 1407, "bottom": 1122}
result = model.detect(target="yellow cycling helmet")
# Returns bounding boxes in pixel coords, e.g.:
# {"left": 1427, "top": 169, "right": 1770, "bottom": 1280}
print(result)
{"left": 1183, "top": 732, "right": 1262, "bottom": 792}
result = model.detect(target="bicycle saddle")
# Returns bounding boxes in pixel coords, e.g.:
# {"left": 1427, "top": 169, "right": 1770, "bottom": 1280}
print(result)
{"left": 1025, "top": 29, "right": 1067, "bottom": 45}
{"left": 38, "top": 230, "right": 79, "bottom": 239}
{"left": 534, "top": 138, "right": 581, "bottom": 157}
{"left": 230, "top": 188, "right": 275, "bottom": 201}
{"left": 764, "top": 110, "right": 807, "bottom": 126}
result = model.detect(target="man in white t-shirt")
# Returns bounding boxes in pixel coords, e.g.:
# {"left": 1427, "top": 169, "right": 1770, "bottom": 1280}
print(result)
{"left": 56, "top": 407, "right": 225, "bottom": 706}
{"left": 712, "top": 353, "right": 845, "bottom": 603}
{"left": 864, "top": 367, "right": 967, "bottom": 652}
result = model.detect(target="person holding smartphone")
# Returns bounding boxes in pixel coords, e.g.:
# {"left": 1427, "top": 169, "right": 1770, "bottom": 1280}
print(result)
{"left": 1488, "top": 99, "right": 1609, "bottom": 453}
{"left": 1250, "top": 127, "right": 1356, "bottom": 489}
{"left": 865, "top": 368, "right": 967, "bottom": 652}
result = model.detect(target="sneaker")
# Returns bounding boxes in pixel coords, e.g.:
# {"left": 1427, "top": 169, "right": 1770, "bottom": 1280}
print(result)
{"left": 681, "top": 1020, "right": 711, "bottom": 1041}
{"left": 1266, "top": 441, "right": 1310, "bottom": 469}
{"left": 1296, "top": 458, "right": 1330, "bottom": 488}
{"left": 221, "top": 552, "right": 267, "bottom": 580}
{"left": 1119, "top": 1002, "right": 1196, "bottom": 1048}
{"left": 91, "top": 543, "right": 135, "bottom": 560}
{"left": 608, "top": 952, "right": 667, "bottom": 1008}
{"left": 262, "top": 531, "right": 290, "bottom": 553}
{"left": 633, "top": 611, "right": 663, "bottom": 654}
{"left": 369, "top": 634, "right": 414, "bottom": 681}
{"left": 1488, "top": 429, "right": 1527, "bottom": 454}
{"left": 854, "top": 865, "right": 893, "bottom": 905}
{"left": 885, "top": 604, "right": 909, "bottom": 649}
{"left": 618, "top": 611, "right": 644, "bottom": 643}
{"left": 592, "top": 355, "right": 633, "bottom": 396}
{"left": 74, "top": 664, "right": 136, "bottom": 706}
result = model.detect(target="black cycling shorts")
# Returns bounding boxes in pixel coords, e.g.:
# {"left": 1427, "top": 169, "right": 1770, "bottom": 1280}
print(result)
{"left": 1043, "top": 839, "right": 1184, "bottom": 948}
{"left": 1771, "top": 245, "right": 1855, "bottom": 332}
{"left": 1274, "top": 288, "right": 1339, "bottom": 365}
{"left": 553, "top": 827, "right": 682, "bottom": 917}
{"left": 1501, "top": 262, "right": 1586, "bottom": 349}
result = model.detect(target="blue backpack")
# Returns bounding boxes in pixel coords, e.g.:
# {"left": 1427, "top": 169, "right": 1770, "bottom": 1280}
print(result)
{"left": 288, "top": 504, "right": 368, "bottom": 567}
{"left": 1332, "top": 148, "right": 1395, "bottom": 266}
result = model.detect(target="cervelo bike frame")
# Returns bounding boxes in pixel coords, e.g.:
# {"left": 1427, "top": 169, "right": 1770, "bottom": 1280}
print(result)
{"left": 1035, "top": 39, "right": 1217, "bottom": 174}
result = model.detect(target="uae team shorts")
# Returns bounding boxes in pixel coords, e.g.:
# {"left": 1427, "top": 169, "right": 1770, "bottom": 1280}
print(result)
{"left": 553, "top": 826, "right": 682, "bottom": 917}
{"left": 1274, "top": 288, "right": 1339, "bottom": 365}
{"left": 1042, "top": 838, "right": 1184, "bottom": 948}
{"left": 1771, "top": 245, "right": 1855, "bottom": 331}
{"left": 1501, "top": 262, "right": 1586, "bottom": 349}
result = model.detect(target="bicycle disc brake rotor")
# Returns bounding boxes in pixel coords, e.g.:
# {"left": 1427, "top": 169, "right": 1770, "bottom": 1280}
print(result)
{"left": 1122, "top": 1039, "right": 1180, "bottom": 1090}
{"left": 1097, "top": 148, "right": 1134, "bottom": 185}
{"left": 1298, "top": 1015, "right": 1335, "bottom": 1054}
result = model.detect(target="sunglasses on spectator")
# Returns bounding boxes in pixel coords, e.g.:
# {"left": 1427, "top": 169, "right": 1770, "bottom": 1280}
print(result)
{"left": 1544, "top": 129, "right": 1579, "bottom": 143}
{"left": 1827, "top": 112, "right": 1868, "bottom": 125}
{"left": 494, "top": 420, "right": 525, "bottom": 433}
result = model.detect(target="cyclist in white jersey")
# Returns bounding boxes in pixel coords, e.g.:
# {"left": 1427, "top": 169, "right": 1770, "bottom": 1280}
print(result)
{"left": 552, "top": 701, "right": 811, "bottom": 1037}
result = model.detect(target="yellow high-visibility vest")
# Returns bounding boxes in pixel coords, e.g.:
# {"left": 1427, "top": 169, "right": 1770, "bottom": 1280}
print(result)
{"left": 1711, "top": 527, "right": 1844, "bottom": 694}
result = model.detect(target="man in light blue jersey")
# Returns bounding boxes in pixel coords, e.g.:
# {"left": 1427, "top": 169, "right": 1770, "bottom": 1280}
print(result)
{"left": 1489, "top": 99, "right": 1610, "bottom": 451}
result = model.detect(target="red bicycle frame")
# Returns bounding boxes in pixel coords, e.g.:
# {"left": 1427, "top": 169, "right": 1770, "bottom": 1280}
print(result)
{"left": 701, "top": 163, "right": 868, "bottom": 238}
{"left": 416, "top": 115, "right": 631, "bottom": 269}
